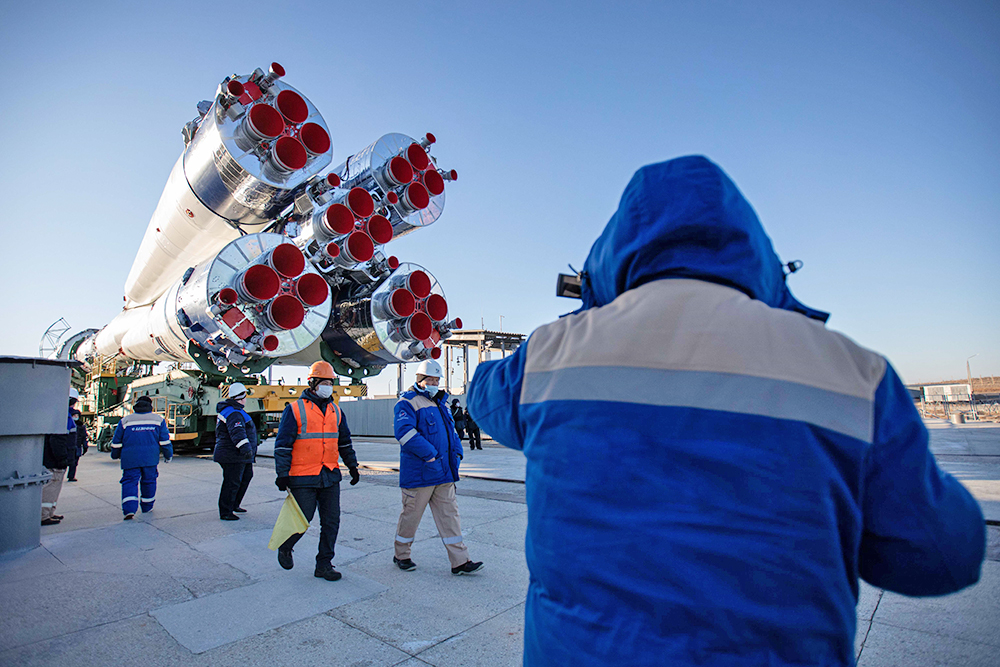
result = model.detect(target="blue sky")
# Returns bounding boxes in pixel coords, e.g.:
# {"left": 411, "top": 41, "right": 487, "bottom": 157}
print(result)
{"left": 1, "top": 1, "right": 997, "bottom": 391}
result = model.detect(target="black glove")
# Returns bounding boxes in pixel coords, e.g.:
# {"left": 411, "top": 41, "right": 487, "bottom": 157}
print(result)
{"left": 275, "top": 476, "right": 289, "bottom": 491}
{"left": 349, "top": 467, "right": 360, "bottom": 485}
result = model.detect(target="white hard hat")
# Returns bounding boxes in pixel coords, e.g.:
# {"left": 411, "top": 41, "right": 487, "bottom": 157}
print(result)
{"left": 69, "top": 388, "right": 80, "bottom": 400}
{"left": 415, "top": 359, "right": 443, "bottom": 379}
{"left": 228, "top": 382, "right": 248, "bottom": 399}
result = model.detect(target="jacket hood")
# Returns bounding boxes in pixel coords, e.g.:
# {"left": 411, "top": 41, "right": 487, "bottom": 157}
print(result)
{"left": 580, "top": 155, "right": 828, "bottom": 322}
{"left": 215, "top": 398, "right": 245, "bottom": 412}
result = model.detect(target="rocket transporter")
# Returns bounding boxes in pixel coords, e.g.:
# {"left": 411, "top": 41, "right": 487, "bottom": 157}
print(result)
{"left": 71, "top": 62, "right": 462, "bottom": 384}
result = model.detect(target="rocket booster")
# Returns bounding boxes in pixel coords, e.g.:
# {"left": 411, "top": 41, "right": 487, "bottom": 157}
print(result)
{"left": 73, "top": 64, "right": 462, "bottom": 379}
{"left": 124, "top": 63, "right": 332, "bottom": 307}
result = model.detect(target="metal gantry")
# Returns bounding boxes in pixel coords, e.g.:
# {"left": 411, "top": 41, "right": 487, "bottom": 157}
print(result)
{"left": 441, "top": 329, "right": 525, "bottom": 395}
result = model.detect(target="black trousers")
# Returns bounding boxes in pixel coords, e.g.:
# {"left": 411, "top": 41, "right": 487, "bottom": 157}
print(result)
{"left": 281, "top": 483, "right": 341, "bottom": 567}
{"left": 218, "top": 462, "right": 253, "bottom": 517}
{"left": 468, "top": 427, "right": 481, "bottom": 449}
{"left": 67, "top": 451, "right": 80, "bottom": 480}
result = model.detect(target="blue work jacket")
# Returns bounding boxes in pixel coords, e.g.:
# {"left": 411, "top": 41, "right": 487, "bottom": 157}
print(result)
{"left": 111, "top": 405, "right": 172, "bottom": 469}
{"left": 394, "top": 385, "right": 462, "bottom": 489}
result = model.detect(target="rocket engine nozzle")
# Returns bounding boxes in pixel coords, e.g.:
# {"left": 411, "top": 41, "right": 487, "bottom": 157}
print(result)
{"left": 264, "top": 294, "right": 305, "bottom": 330}
{"left": 421, "top": 294, "right": 448, "bottom": 322}
{"left": 276, "top": 89, "right": 309, "bottom": 125}
{"left": 300, "top": 123, "right": 330, "bottom": 157}
{"left": 241, "top": 104, "right": 285, "bottom": 146}
{"left": 373, "top": 288, "right": 416, "bottom": 320}
{"left": 234, "top": 264, "right": 280, "bottom": 302}
{"left": 392, "top": 269, "right": 431, "bottom": 299}
{"left": 269, "top": 136, "right": 308, "bottom": 173}
{"left": 266, "top": 243, "right": 306, "bottom": 278}
{"left": 294, "top": 273, "right": 329, "bottom": 307}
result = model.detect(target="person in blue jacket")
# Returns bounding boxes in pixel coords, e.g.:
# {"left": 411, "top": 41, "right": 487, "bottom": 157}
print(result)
{"left": 214, "top": 382, "right": 257, "bottom": 521}
{"left": 467, "top": 156, "right": 986, "bottom": 666}
{"left": 112, "top": 395, "right": 172, "bottom": 520}
{"left": 393, "top": 359, "right": 483, "bottom": 575}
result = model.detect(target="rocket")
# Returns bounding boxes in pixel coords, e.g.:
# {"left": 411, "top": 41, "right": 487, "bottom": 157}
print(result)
{"left": 74, "top": 63, "right": 461, "bottom": 380}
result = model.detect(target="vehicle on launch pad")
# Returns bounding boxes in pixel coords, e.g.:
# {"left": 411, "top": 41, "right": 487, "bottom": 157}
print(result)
{"left": 53, "top": 63, "right": 462, "bottom": 451}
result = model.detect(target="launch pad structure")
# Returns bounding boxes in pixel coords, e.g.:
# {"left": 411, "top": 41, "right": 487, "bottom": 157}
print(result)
{"left": 440, "top": 329, "right": 525, "bottom": 396}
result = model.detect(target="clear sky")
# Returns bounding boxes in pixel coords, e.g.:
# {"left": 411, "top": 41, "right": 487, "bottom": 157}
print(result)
{"left": 1, "top": 1, "right": 997, "bottom": 391}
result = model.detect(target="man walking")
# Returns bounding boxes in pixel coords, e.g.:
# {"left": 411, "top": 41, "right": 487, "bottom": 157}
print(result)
{"left": 273, "top": 361, "right": 361, "bottom": 581}
{"left": 468, "top": 156, "right": 985, "bottom": 665}
{"left": 464, "top": 407, "right": 481, "bottom": 451}
{"left": 393, "top": 359, "right": 483, "bottom": 575}
{"left": 214, "top": 382, "right": 257, "bottom": 521}
{"left": 41, "top": 394, "right": 76, "bottom": 526}
{"left": 111, "top": 395, "right": 172, "bottom": 520}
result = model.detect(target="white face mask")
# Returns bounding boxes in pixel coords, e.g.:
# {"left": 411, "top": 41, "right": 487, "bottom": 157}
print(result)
{"left": 315, "top": 385, "right": 334, "bottom": 399}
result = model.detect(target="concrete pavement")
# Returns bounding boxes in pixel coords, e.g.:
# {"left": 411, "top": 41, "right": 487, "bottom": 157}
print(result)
{"left": 1, "top": 420, "right": 998, "bottom": 665}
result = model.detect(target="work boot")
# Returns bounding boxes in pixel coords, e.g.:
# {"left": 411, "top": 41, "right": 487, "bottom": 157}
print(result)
{"left": 41, "top": 518, "right": 61, "bottom": 526}
{"left": 393, "top": 556, "right": 416, "bottom": 571}
{"left": 451, "top": 560, "right": 485, "bottom": 575}
{"left": 220, "top": 514, "right": 239, "bottom": 521}
{"left": 52, "top": 515, "right": 64, "bottom": 520}
{"left": 314, "top": 565, "right": 342, "bottom": 581}
{"left": 234, "top": 507, "right": 247, "bottom": 513}
{"left": 278, "top": 547, "right": 294, "bottom": 570}
{"left": 123, "top": 513, "right": 134, "bottom": 521}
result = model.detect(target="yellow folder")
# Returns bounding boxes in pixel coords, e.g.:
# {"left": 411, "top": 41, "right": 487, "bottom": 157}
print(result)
{"left": 268, "top": 492, "right": 310, "bottom": 550}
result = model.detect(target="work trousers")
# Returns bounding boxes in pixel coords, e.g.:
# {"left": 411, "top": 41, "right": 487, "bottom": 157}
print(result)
{"left": 41, "top": 467, "right": 66, "bottom": 520}
{"left": 121, "top": 465, "right": 158, "bottom": 515}
{"left": 456, "top": 427, "right": 466, "bottom": 440}
{"left": 281, "top": 483, "right": 341, "bottom": 567}
{"left": 394, "top": 482, "right": 469, "bottom": 568}
{"left": 218, "top": 462, "right": 253, "bottom": 517}
{"left": 67, "top": 451, "right": 79, "bottom": 480}
{"left": 468, "top": 427, "right": 481, "bottom": 449}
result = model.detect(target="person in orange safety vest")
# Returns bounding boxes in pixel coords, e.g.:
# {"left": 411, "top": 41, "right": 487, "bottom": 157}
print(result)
{"left": 273, "top": 361, "right": 360, "bottom": 581}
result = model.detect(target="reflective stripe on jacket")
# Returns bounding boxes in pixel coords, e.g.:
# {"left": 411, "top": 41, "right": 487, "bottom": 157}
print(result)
{"left": 289, "top": 398, "right": 341, "bottom": 477}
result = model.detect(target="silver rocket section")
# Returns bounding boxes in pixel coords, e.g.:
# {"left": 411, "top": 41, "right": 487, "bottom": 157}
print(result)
{"left": 123, "top": 63, "right": 333, "bottom": 307}
{"left": 95, "top": 233, "right": 330, "bottom": 375}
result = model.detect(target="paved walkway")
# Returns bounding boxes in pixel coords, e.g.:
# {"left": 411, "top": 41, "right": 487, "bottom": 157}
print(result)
{"left": 1, "top": 421, "right": 998, "bottom": 665}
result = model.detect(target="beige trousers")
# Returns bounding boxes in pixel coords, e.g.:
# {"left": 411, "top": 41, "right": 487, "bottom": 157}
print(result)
{"left": 394, "top": 483, "right": 469, "bottom": 568}
{"left": 41, "top": 468, "right": 66, "bottom": 520}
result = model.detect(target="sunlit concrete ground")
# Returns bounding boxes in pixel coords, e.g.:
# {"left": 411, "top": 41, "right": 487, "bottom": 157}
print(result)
{"left": 1, "top": 421, "right": 998, "bottom": 666}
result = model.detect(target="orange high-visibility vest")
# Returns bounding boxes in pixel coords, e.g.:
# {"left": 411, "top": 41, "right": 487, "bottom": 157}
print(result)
{"left": 289, "top": 398, "right": 341, "bottom": 477}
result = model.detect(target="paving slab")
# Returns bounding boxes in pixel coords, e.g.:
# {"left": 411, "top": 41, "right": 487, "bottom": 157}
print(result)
{"left": 868, "top": 560, "right": 1000, "bottom": 648}
{"left": 150, "top": 568, "right": 387, "bottom": 653}
{"left": 329, "top": 538, "right": 529, "bottom": 654}
{"left": 194, "top": 527, "right": 367, "bottom": 580}
{"left": 463, "top": 511, "right": 528, "bottom": 552}
{"left": 0, "top": 570, "right": 192, "bottom": 652}
{"left": 415, "top": 602, "right": 525, "bottom": 667}
{"left": 0, "top": 544, "right": 68, "bottom": 584}
{"left": 857, "top": 622, "right": 998, "bottom": 667}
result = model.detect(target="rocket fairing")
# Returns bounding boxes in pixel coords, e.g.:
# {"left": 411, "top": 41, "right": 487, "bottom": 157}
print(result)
{"left": 72, "top": 63, "right": 462, "bottom": 379}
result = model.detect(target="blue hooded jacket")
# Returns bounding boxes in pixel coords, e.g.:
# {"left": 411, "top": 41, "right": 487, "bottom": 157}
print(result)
{"left": 468, "top": 156, "right": 985, "bottom": 666}
{"left": 394, "top": 384, "right": 463, "bottom": 489}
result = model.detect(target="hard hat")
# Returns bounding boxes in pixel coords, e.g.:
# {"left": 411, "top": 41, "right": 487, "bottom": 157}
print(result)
{"left": 415, "top": 359, "right": 443, "bottom": 379}
{"left": 308, "top": 360, "right": 335, "bottom": 380}
{"left": 228, "top": 382, "right": 248, "bottom": 399}
{"left": 69, "top": 388, "right": 80, "bottom": 400}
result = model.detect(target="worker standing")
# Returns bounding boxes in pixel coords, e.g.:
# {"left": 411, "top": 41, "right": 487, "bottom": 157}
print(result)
{"left": 273, "top": 361, "right": 361, "bottom": 581}
{"left": 214, "top": 382, "right": 257, "bottom": 521}
{"left": 41, "top": 394, "right": 76, "bottom": 526}
{"left": 464, "top": 407, "right": 481, "bottom": 451}
{"left": 467, "top": 156, "right": 986, "bottom": 665}
{"left": 65, "top": 389, "right": 86, "bottom": 482}
{"left": 111, "top": 395, "right": 172, "bottom": 520}
{"left": 392, "top": 359, "right": 483, "bottom": 575}
{"left": 451, "top": 399, "right": 467, "bottom": 440}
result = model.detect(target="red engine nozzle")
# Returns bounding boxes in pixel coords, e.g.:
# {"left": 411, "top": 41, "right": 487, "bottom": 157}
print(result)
{"left": 374, "top": 288, "right": 416, "bottom": 320}
{"left": 346, "top": 187, "right": 375, "bottom": 219}
{"left": 324, "top": 241, "right": 341, "bottom": 259}
{"left": 268, "top": 243, "right": 306, "bottom": 278}
{"left": 294, "top": 273, "right": 330, "bottom": 307}
{"left": 422, "top": 294, "right": 448, "bottom": 322}
{"left": 246, "top": 104, "right": 284, "bottom": 141}
{"left": 429, "top": 346, "right": 442, "bottom": 359}
{"left": 394, "top": 312, "right": 433, "bottom": 342}
{"left": 385, "top": 156, "right": 414, "bottom": 186}
{"left": 406, "top": 143, "right": 430, "bottom": 171}
{"left": 323, "top": 204, "right": 355, "bottom": 237}
{"left": 402, "top": 182, "right": 430, "bottom": 210}
{"left": 300, "top": 123, "right": 330, "bottom": 157}
{"left": 365, "top": 215, "right": 393, "bottom": 245}
{"left": 264, "top": 294, "right": 305, "bottom": 330}
{"left": 234, "top": 264, "right": 280, "bottom": 302}
{"left": 276, "top": 89, "right": 309, "bottom": 125}
{"left": 337, "top": 231, "right": 375, "bottom": 264}
{"left": 217, "top": 288, "right": 238, "bottom": 306}
{"left": 262, "top": 335, "right": 280, "bottom": 352}
{"left": 270, "top": 137, "right": 307, "bottom": 171}
{"left": 423, "top": 169, "right": 445, "bottom": 196}
{"left": 396, "top": 270, "right": 432, "bottom": 299}
{"left": 387, "top": 256, "right": 400, "bottom": 270}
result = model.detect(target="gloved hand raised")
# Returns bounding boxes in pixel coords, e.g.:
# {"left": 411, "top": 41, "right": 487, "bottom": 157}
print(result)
{"left": 275, "top": 476, "right": 289, "bottom": 491}
{"left": 349, "top": 467, "right": 360, "bottom": 486}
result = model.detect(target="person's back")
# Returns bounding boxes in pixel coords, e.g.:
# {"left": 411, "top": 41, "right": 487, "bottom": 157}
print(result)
{"left": 468, "top": 156, "right": 985, "bottom": 666}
